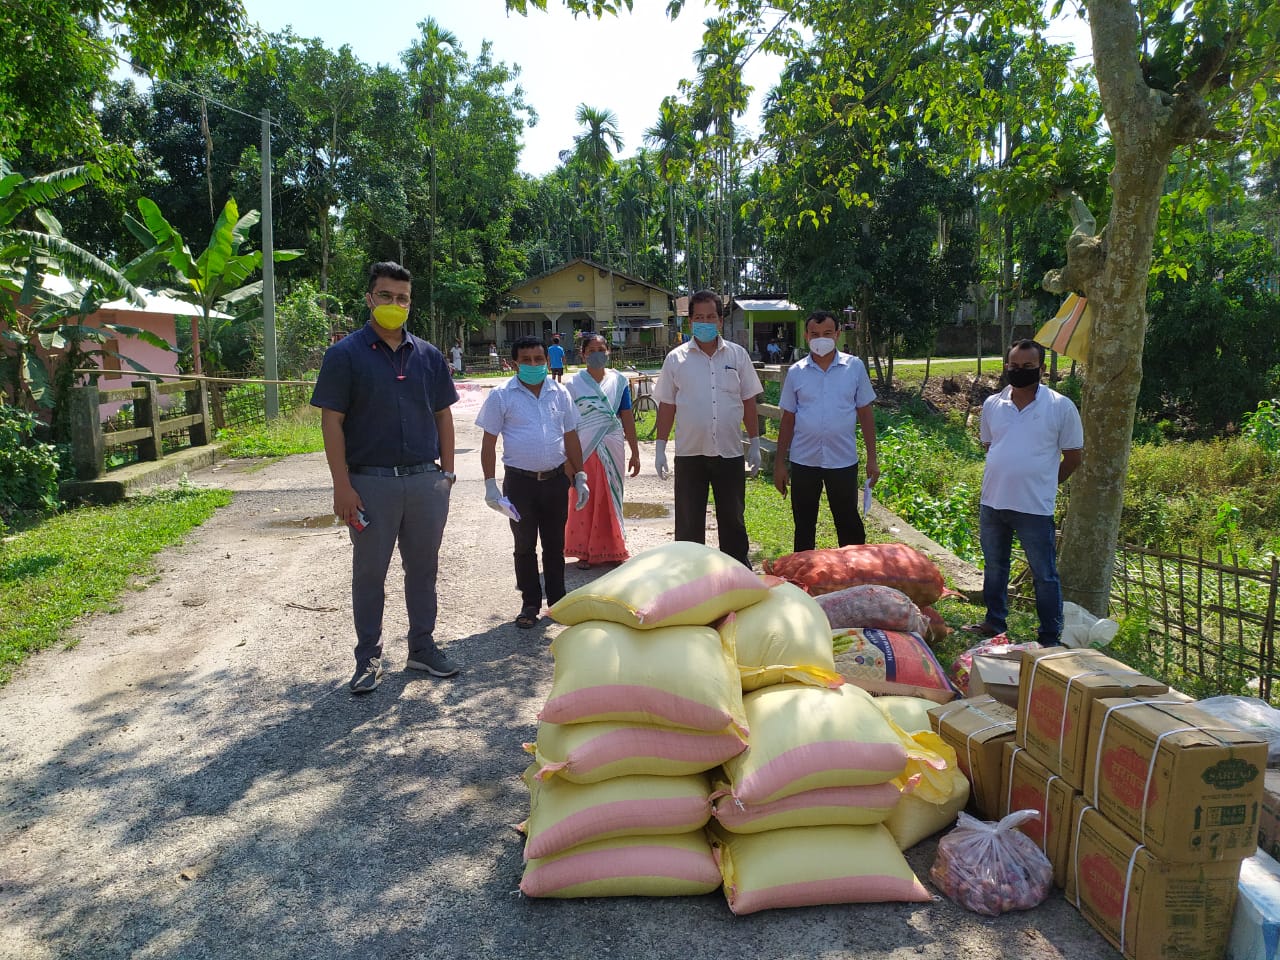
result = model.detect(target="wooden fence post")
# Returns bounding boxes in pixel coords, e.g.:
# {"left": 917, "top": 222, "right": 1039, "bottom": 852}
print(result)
{"left": 189, "top": 380, "right": 211, "bottom": 446}
{"left": 69, "top": 385, "right": 104, "bottom": 480}
{"left": 209, "top": 381, "right": 226, "bottom": 431}
{"left": 133, "top": 379, "right": 162, "bottom": 461}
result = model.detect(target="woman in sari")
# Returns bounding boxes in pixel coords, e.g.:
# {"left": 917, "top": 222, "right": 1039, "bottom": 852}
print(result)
{"left": 565, "top": 333, "right": 641, "bottom": 568}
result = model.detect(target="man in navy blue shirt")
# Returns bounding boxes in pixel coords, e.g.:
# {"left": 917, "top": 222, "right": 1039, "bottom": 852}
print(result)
{"left": 311, "top": 262, "right": 459, "bottom": 693}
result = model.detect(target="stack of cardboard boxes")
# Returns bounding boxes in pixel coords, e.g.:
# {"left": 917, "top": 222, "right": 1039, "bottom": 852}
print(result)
{"left": 931, "top": 648, "right": 1268, "bottom": 960}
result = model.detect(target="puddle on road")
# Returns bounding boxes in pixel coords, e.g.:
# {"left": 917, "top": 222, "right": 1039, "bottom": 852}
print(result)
{"left": 268, "top": 515, "right": 342, "bottom": 529}
{"left": 623, "top": 501, "right": 668, "bottom": 520}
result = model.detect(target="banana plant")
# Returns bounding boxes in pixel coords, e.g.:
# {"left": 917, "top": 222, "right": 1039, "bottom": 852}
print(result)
{"left": 1, "top": 159, "right": 144, "bottom": 408}
{"left": 126, "top": 196, "right": 302, "bottom": 375}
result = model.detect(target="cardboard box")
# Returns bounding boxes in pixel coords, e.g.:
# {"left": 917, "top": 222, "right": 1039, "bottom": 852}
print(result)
{"left": 1083, "top": 697, "right": 1267, "bottom": 863}
{"left": 999, "top": 742, "right": 1079, "bottom": 888}
{"left": 929, "top": 695, "right": 1017, "bottom": 819}
{"left": 968, "top": 654, "right": 1021, "bottom": 708}
{"left": 1066, "top": 797, "right": 1243, "bottom": 960}
{"left": 1016, "top": 648, "right": 1167, "bottom": 788}
{"left": 1229, "top": 849, "right": 1280, "bottom": 960}
{"left": 1258, "top": 769, "right": 1280, "bottom": 860}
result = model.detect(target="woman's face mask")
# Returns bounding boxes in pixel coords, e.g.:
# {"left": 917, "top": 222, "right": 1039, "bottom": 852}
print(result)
{"left": 585, "top": 351, "right": 609, "bottom": 370}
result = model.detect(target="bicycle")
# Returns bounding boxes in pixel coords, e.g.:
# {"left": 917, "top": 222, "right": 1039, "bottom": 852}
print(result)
{"left": 629, "top": 374, "right": 658, "bottom": 440}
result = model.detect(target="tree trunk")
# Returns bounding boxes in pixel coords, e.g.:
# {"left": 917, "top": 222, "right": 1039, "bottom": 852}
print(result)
{"left": 1057, "top": 0, "right": 1186, "bottom": 616}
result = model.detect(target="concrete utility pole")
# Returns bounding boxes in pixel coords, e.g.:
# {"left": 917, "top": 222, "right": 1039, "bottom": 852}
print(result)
{"left": 262, "top": 108, "right": 279, "bottom": 420}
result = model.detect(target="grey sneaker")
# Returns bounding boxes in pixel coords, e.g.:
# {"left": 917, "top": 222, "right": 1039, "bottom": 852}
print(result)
{"left": 349, "top": 658, "right": 383, "bottom": 694}
{"left": 406, "top": 644, "right": 460, "bottom": 678}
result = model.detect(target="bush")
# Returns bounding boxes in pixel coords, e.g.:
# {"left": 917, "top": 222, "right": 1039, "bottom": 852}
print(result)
{"left": 277, "top": 281, "right": 335, "bottom": 379}
{"left": 0, "top": 406, "right": 61, "bottom": 524}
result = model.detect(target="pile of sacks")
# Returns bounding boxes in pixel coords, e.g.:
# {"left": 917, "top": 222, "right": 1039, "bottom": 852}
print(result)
{"left": 517, "top": 541, "right": 969, "bottom": 913}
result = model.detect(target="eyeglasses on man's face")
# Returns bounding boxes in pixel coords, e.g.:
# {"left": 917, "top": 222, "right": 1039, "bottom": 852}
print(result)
{"left": 372, "top": 290, "right": 411, "bottom": 307}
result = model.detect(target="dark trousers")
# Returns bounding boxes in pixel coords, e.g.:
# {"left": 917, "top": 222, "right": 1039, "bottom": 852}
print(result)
{"left": 789, "top": 461, "right": 864, "bottom": 553}
{"left": 673, "top": 454, "right": 750, "bottom": 567}
{"left": 503, "top": 470, "right": 571, "bottom": 613}
{"left": 347, "top": 471, "right": 451, "bottom": 667}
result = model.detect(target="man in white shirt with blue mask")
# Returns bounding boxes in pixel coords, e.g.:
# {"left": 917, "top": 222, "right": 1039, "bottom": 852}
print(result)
{"left": 653, "top": 290, "right": 763, "bottom": 567}
{"left": 773, "top": 310, "right": 879, "bottom": 552}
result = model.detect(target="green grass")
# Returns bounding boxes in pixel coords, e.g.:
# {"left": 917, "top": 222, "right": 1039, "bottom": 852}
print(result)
{"left": 217, "top": 404, "right": 324, "bottom": 458}
{"left": 0, "top": 486, "right": 233, "bottom": 683}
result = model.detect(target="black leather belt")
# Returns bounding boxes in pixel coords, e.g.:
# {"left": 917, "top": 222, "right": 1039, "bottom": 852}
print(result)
{"left": 505, "top": 464, "right": 566, "bottom": 481}
{"left": 348, "top": 463, "right": 438, "bottom": 477}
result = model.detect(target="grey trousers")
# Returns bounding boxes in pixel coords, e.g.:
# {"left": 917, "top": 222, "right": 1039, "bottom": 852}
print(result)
{"left": 347, "top": 471, "right": 451, "bottom": 666}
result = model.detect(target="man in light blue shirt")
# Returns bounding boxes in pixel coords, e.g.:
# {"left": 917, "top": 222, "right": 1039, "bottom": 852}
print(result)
{"left": 773, "top": 310, "right": 879, "bottom": 552}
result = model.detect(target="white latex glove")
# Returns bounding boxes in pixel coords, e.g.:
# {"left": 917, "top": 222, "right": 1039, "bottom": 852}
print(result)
{"left": 655, "top": 439, "right": 670, "bottom": 480}
{"left": 573, "top": 471, "right": 590, "bottom": 511}
{"left": 746, "top": 436, "right": 761, "bottom": 478}
{"left": 484, "top": 477, "right": 504, "bottom": 513}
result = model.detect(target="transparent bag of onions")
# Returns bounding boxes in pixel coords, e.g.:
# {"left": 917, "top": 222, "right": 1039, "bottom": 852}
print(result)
{"left": 929, "top": 810, "right": 1053, "bottom": 916}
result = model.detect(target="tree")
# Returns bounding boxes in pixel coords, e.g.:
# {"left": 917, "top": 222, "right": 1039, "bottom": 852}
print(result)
{"left": 0, "top": 161, "right": 143, "bottom": 408}
{"left": 127, "top": 197, "right": 300, "bottom": 375}
{"left": 1141, "top": 229, "right": 1280, "bottom": 431}
{"left": 522, "top": 0, "right": 1280, "bottom": 615}
{"left": 1, "top": 0, "right": 253, "bottom": 165}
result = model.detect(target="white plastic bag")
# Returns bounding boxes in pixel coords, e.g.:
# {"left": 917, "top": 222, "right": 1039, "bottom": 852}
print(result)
{"left": 929, "top": 810, "right": 1053, "bottom": 916}
{"left": 1195, "top": 696, "right": 1280, "bottom": 763}
{"left": 1060, "top": 601, "right": 1118, "bottom": 649}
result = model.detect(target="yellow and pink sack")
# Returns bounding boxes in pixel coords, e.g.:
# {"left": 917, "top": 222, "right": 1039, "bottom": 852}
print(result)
{"left": 521, "top": 768, "right": 712, "bottom": 860}
{"left": 549, "top": 541, "right": 772, "bottom": 629}
{"left": 541, "top": 620, "right": 747, "bottom": 733}
{"left": 526, "top": 720, "right": 747, "bottom": 784}
{"left": 521, "top": 832, "right": 721, "bottom": 898}
{"left": 710, "top": 822, "right": 931, "bottom": 914}
{"left": 720, "top": 683, "right": 908, "bottom": 805}
{"left": 717, "top": 581, "right": 842, "bottom": 692}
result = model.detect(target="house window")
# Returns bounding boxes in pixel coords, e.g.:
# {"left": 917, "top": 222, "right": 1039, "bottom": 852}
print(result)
{"left": 102, "top": 339, "right": 122, "bottom": 379}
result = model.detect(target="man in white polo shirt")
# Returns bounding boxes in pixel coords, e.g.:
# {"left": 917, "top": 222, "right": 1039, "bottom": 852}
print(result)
{"left": 773, "top": 310, "right": 879, "bottom": 552}
{"left": 653, "top": 290, "right": 763, "bottom": 567}
{"left": 967, "top": 339, "right": 1083, "bottom": 645}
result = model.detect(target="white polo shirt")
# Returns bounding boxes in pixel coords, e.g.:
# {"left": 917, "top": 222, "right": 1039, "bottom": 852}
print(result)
{"left": 779, "top": 351, "right": 876, "bottom": 468}
{"left": 475, "top": 377, "right": 580, "bottom": 473}
{"left": 979, "top": 385, "right": 1083, "bottom": 516}
{"left": 653, "top": 338, "right": 763, "bottom": 458}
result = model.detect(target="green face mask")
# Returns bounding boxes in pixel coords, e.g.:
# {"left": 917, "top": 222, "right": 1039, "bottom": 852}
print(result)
{"left": 518, "top": 364, "right": 548, "bottom": 386}
{"left": 372, "top": 303, "right": 408, "bottom": 330}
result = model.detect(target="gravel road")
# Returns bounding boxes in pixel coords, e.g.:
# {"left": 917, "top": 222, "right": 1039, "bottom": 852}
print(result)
{"left": 0, "top": 383, "right": 1119, "bottom": 960}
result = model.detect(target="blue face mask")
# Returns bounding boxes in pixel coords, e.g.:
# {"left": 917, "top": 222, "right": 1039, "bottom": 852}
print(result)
{"left": 517, "top": 363, "right": 548, "bottom": 385}
{"left": 691, "top": 322, "right": 719, "bottom": 343}
{"left": 585, "top": 352, "right": 609, "bottom": 370}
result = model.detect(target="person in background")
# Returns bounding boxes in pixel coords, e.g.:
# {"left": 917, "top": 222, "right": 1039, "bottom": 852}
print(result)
{"left": 450, "top": 340, "right": 464, "bottom": 376}
{"left": 965, "top": 339, "right": 1083, "bottom": 645}
{"left": 488, "top": 342, "right": 499, "bottom": 369}
{"left": 477, "top": 336, "right": 590, "bottom": 628}
{"left": 773, "top": 310, "right": 879, "bottom": 552}
{"left": 653, "top": 289, "right": 763, "bottom": 568}
{"left": 311, "top": 261, "right": 459, "bottom": 694}
{"left": 565, "top": 333, "right": 641, "bottom": 569}
{"left": 547, "top": 335, "right": 565, "bottom": 382}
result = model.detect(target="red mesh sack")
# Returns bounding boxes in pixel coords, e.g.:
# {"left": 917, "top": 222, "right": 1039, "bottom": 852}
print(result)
{"left": 815, "top": 584, "right": 930, "bottom": 635}
{"left": 763, "top": 544, "right": 946, "bottom": 607}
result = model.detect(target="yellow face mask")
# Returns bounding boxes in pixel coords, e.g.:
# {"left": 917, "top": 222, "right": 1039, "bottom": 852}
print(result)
{"left": 372, "top": 303, "right": 408, "bottom": 330}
